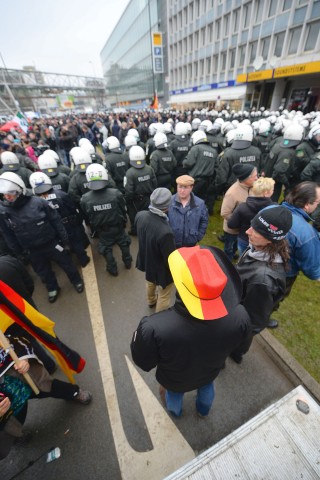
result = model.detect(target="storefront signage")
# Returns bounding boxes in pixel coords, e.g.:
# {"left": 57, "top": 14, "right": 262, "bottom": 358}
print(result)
{"left": 236, "top": 61, "right": 320, "bottom": 83}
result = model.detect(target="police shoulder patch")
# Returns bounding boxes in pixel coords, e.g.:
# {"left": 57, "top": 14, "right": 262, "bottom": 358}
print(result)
{"left": 296, "top": 150, "right": 304, "bottom": 157}
{"left": 283, "top": 158, "right": 290, "bottom": 164}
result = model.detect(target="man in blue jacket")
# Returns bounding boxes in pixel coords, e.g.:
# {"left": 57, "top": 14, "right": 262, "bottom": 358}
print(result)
{"left": 282, "top": 181, "right": 320, "bottom": 296}
{"left": 168, "top": 175, "right": 208, "bottom": 248}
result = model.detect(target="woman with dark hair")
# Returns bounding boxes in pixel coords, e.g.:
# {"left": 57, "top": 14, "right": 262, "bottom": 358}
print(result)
{"left": 230, "top": 205, "right": 292, "bottom": 363}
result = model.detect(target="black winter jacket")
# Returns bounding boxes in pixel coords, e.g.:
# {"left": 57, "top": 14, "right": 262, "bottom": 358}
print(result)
{"left": 236, "top": 251, "right": 286, "bottom": 330}
{"left": 135, "top": 210, "right": 175, "bottom": 288}
{"left": 227, "top": 196, "right": 275, "bottom": 242}
{"left": 0, "top": 193, "right": 68, "bottom": 254}
{"left": 131, "top": 299, "right": 251, "bottom": 392}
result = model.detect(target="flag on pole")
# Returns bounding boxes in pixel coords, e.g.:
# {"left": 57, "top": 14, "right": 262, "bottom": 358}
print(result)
{"left": 150, "top": 90, "right": 159, "bottom": 110}
{"left": 12, "top": 111, "right": 29, "bottom": 133}
{"left": 0, "top": 281, "right": 86, "bottom": 383}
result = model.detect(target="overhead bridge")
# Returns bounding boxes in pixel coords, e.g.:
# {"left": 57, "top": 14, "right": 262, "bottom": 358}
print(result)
{"left": 0, "top": 67, "right": 107, "bottom": 114}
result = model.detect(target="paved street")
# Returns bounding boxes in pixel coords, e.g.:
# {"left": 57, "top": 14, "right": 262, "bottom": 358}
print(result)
{"left": 2, "top": 236, "right": 295, "bottom": 480}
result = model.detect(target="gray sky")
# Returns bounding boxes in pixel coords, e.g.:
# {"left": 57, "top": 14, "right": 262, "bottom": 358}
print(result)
{"left": 0, "top": 0, "right": 129, "bottom": 77}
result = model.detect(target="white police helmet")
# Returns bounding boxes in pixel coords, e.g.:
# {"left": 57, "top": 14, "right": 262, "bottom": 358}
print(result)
{"left": 0, "top": 171, "right": 26, "bottom": 195}
{"left": 29, "top": 171, "right": 53, "bottom": 194}
{"left": 85, "top": 163, "right": 109, "bottom": 190}
{"left": 129, "top": 146, "right": 146, "bottom": 168}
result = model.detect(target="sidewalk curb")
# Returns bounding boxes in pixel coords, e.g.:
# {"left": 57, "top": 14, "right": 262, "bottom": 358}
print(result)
{"left": 256, "top": 330, "right": 320, "bottom": 404}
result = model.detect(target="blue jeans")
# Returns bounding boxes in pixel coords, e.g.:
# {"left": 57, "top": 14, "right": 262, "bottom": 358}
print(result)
{"left": 165, "top": 383, "right": 215, "bottom": 417}
{"left": 237, "top": 238, "right": 249, "bottom": 257}
{"left": 223, "top": 232, "right": 238, "bottom": 261}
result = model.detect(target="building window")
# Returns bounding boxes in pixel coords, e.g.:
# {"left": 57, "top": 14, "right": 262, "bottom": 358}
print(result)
{"left": 224, "top": 14, "right": 230, "bottom": 36}
{"left": 183, "top": 38, "right": 188, "bottom": 55}
{"left": 288, "top": 27, "right": 302, "bottom": 55}
{"left": 194, "top": 61, "right": 198, "bottom": 78}
{"left": 195, "top": 0, "right": 200, "bottom": 17}
{"left": 174, "top": 15, "right": 177, "bottom": 31}
{"left": 202, "top": 0, "right": 207, "bottom": 14}
{"left": 212, "top": 55, "right": 218, "bottom": 72}
{"left": 188, "top": 63, "right": 192, "bottom": 78}
{"left": 243, "top": 2, "right": 252, "bottom": 29}
{"left": 273, "top": 32, "right": 285, "bottom": 57}
{"left": 255, "top": 0, "right": 264, "bottom": 23}
{"left": 189, "top": 2, "right": 194, "bottom": 21}
{"left": 195, "top": 31, "right": 199, "bottom": 49}
{"left": 221, "top": 52, "right": 227, "bottom": 71}
{"left": 208, "top": 23, "right": 213, "bottom": 43}
{"left": 178, "top": 41, "right": 182, "bottom": 56}
{"left": 261, "top": 36, "right": 271, "bottom": 60}
{"left": 184, "top": 7, "right": 188, "bottom": 24}
{"left": 189, "top": 34, "right": 193, "bottom": 50}
{"left": 283, "top": 0, "right": 292, "bottom": 11}
{"left": 183, "top": 66, "right": 187, "bottom": 83}
{"left": 268, "top": 0, "right": 277, "bottom": 17}
{"left": 238, "top": 45, "right": 246, "bottom": 67}
{"left": 200, "top": 59, "right": 204, "bottom": 76}
{"left": 201, "top": 27, "right": 206, "bottom": 46}
{"left": 229, "top": 49, "right": 236, "bottom": 69}
{"left": 304, "top": 21, "right": 320, "bottom": 51}
{"left": 233, "top": 8, "right": 240, "bottom": 32}
{"left": 178, "top": 11, "right": 182, "bottom": 29}
{"left": 174, "top": 43, "right": 177, "bottom": 58}
{"left": 206, "top": 57, "right": 211, "bottom": 74}
{"left": 249, "top": 41, "right": 258, "bottom": 63}
{"left": 216, "top": 19, "right": 221, "bottom": 39}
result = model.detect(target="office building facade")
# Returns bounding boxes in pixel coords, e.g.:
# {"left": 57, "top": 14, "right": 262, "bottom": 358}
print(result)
{"left": 100, "top": 0, "right": 168, "bottom": 109}
{"left": 101, "top": 0, "right": 320, "bottom": 111}
{"left": 168, "top": 0, "right": 320, "bottom": 111}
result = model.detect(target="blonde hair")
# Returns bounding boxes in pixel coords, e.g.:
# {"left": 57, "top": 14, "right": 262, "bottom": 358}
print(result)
{"left": 252, "top": 177, "right": 275, "bottom": 196}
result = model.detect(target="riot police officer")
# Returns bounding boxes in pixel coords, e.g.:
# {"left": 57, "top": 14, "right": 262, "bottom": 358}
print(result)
{"left": 29, "top": 171, "right": 90, "bottom": 267}
{"left": 124, "top": 146, "right": 157, "bottom": 235}
{"left": 150, "top": 132, "right": 176, "bottom": 189}
{"left": 38, "top": 154, "right": 70, "bottom": 192}
{"left": 80, "top": 164, "right": 132, "bottom": 277}
{"left": 0, "top": 152, "right": 32, "bottom": 188}
{"left": 0, "top": 172, "right": 84, "bottom": 303}
{"left": 104, "top": 136, "right": 129, "bottom": 193}
{"left": 183, "top": 130, "right": 218, "bottom": 213}
{"left": 215, "top": 124, "right": 261, "bottom": 193}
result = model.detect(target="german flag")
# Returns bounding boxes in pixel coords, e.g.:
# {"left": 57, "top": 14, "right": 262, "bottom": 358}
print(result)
{"left": 150, "top": 90, "right": 159, "bottom": 110}
{"left": 0, "top": 281, "right": 85, "bottom": 383}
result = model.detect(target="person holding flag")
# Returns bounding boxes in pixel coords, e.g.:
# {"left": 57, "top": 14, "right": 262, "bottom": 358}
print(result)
{"left": 0, "top": 279, "right": 92, "bottom": 459}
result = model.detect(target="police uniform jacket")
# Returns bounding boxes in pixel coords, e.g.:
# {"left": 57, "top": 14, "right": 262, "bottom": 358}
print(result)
{"left": 215, "top": 144, "right": 261, "bottom": 191}
{"left": 150, "top": 148, "right": 177, "bottom": 177}
{"left": 0, "top": 193, "right": 68, "bottom": 254}
{"left": 124, "top": 165, "right": 157, "bottom": 200}
{"left": 301, "top": 152, "right": 320, "bottom": 182}
{"left": 80, "top": 187, "right": 127, "bottom": 233}
{"left": 131, "top": 298, "right": 251, "bottom": 392}
{"left": 105, "top": 151, "right": 129, "bottom": 187}
{"left": 50, "top": 172, "right": 70, "bottom": 193}
{"left": 168, "top": 135, "right": 190, "bottom": 167}
{"left": 295, "top": 141, "right": 318, "bottom": 172}
{"left": 183, "top": 142, "right": 218, "bottom": 179}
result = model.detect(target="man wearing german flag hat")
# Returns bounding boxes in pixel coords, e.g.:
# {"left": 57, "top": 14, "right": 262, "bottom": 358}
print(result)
{"left": 131, "top": 245, "right": 251, "bottom": 418}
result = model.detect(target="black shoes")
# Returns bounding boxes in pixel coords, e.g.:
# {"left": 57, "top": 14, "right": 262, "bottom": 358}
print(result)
{"left": 229, "top": 352, "right": 243, "bottom": 364}
{"left": 48, "top": 287, "right": 60, "bottom": 303}
{"left": 217, "top": 234, "right": 225, "bottom": 243}
{"left": 81, "top": 257, "right": 91, "bottom": 268}
{"left": 73, "top": 283, "right": 84, "bottom": 293}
